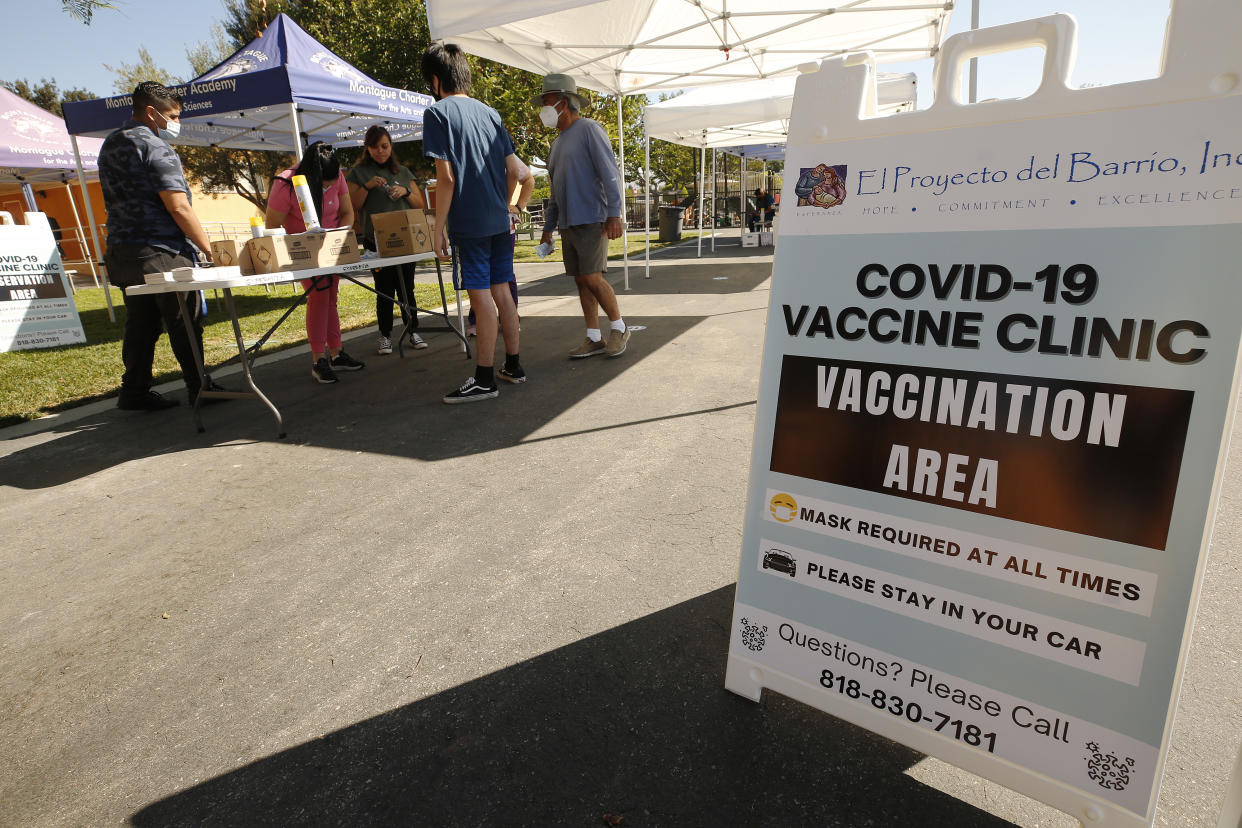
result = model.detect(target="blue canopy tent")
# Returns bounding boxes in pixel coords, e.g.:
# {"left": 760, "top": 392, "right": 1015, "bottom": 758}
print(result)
{"left": 62, "top": 13, "right": 434, "bottom": 318}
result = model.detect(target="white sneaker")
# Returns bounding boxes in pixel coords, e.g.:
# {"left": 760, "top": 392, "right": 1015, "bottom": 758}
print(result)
{"left": 377, "top": 335, "right": 393, "bottom": 355}
{"left": 410, "top": 332, "right": 428, "bottom": 350}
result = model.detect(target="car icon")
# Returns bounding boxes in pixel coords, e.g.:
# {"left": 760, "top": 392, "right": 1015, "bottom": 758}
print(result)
{"left": 762, "top": 548, "right": 797, "bottom": 577}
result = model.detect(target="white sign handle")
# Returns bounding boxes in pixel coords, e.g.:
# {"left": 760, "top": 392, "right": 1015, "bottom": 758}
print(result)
{"left": 931, "top": 13, "right": 1078, "bottom": 107}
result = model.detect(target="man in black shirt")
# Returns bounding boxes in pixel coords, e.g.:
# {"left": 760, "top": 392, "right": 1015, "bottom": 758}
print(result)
{"left": 99, "top": 81, "right": 222, "bottom": 410}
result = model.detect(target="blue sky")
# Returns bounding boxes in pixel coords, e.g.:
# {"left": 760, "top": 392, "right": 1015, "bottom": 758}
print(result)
{"left": 0, "top": 0, "right": 1170, "bottom": 105}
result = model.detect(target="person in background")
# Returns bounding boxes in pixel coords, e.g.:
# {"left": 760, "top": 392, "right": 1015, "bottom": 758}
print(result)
{"left": 265, "top": 142, "right": 364, "bottom": 384}
{"left": 536, "top": 72, "right": 630, "bottom": 359}
{"left": 346, "top": 125, "right": 427, "bottom": 355}
{"left": 98, "top": 80, "right": 227, "bottom": 410}
{"left": 421, "top": 42, "right": 525, "bottom": 403}
{"left": 749, "top": 187, "right": 775, "bottom": 232}
{"left": 466, "top": 152, "right": 533, "bottom": 337}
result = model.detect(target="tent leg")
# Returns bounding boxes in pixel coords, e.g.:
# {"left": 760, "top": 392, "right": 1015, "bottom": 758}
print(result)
{"left": 644, "top": 130, "right": 651, "bottom": 279}
{"left": 697, "top": 144, "right": 705, "bottom": 258}
{"left": 741, "top": 153, "right": 747, "bottom": 240}
{"left": 289, "top": 104, "right": 305, "bottom": 161}
{"left": 710, "top": 149, "right": 716, "bottom": 252}
{"left": 616, "top": 95, "right": 629, "bottom": 291}
{"left": 73, "top": 136, "right": 113, "bottom": 323}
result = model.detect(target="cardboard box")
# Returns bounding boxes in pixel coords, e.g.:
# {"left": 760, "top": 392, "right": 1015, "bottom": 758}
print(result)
{"left": 371, "top": 209, "right": 434, "bottom": 257}
{"left": 245, "top": 228, "right": 360, "bottom": 274}
{"left": 210, "top": 238, "right": 254, "bottom": 273}
{"left": 741, "top": 232, "right": 760, "bottom": 248}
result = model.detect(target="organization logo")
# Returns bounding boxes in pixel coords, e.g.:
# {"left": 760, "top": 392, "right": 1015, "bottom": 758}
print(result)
{"left": 739, "top": 617, "right": 767, "bottom": 652}
{"left": 769, "top": 492, "right": 798, "bottom": 522}
{"left": 795, "top": 164, "right": 847, "bottom": 209}
{"left": 2, "top": 110, "right": 60, "bottom": 144}
{"left": 310, "top": 51, "right": 365, "bottom": 82}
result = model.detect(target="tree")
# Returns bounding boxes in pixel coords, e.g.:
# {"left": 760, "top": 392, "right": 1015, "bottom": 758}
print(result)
{"left": 1, "top": 78, "right": 94, "bottom": 118}
{"left": 61, "top": 0, "right": 114, "bottom": 25}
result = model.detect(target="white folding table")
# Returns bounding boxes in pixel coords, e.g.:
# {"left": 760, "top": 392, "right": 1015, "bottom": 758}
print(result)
{"left": 126, "top": 252, "right": 467, "bottom": 437}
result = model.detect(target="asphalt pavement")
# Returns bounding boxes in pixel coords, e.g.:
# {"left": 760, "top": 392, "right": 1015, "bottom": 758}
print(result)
{"left": 1, "top": 236, "right": 1239, "bottom": 827}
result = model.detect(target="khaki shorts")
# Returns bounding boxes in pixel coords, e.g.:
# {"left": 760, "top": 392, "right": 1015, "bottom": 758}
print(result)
{"left": 561, "top": 223, "right": 608, "bottom": 277}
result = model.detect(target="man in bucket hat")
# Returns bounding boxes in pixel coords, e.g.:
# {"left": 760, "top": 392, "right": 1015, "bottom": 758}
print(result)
{"left": 535, "top": 73, "right": 631, "bottom": 359}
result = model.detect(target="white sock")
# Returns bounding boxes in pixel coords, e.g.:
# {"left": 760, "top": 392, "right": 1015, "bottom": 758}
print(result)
{"left": 586, "top": 328, "right": 603, "bottom": 342}
{"left": 609, "top": 318, "right": 626, "bottom": 333}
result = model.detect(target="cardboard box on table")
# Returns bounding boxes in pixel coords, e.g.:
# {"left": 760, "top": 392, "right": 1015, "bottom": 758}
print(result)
{"left": 243, "top": 228, "right": 360, "bottom": 275}
{"left": 209, "top": 238, "right": 254, "bottom": 273}
{"left": 371, "top": 210, "right": 434, "bottom": 257}
{"left": 740, "top": 232, "right": 760, "bottom": 248}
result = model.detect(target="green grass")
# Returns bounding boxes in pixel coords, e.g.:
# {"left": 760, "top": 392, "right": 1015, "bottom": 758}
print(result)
{"left": 0, "top": 279, "right": 451, "bottom": 428}
{"left": 511, "top": 230, "right": 705, "bottom": 263}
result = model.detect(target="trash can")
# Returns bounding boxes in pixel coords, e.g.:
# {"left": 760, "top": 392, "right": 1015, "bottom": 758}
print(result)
{"left": 658, "top": 205, "right": 683, "bottom": 242}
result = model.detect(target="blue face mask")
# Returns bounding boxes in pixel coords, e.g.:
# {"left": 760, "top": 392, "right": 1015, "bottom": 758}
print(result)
{"left": 154, "top": 109, "right": 181, "bottom": 141}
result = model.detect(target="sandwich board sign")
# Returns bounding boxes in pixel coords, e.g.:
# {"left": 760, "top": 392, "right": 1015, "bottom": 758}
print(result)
{"left": 0, "top": 211, "right": 85, "bottom": 351}
{"left": 726, "top": 8, "right": 1242, "bottom": 826}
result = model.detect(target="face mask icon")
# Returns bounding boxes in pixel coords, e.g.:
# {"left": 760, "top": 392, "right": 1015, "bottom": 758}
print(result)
{"left": 769, "top": 493, "right": 797, "bottom": 523}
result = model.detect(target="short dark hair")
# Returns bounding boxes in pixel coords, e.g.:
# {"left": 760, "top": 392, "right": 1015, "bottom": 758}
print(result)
{"left": 421, "top": 43, "right": 472, "bottom": 97}
{"left": 131, "top": 81, "right": 182, "bottom": 119}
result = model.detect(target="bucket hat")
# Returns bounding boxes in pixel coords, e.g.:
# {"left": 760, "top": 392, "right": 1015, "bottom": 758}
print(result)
{"left": 532, "top": 73, "right": 588, "bottom": 110}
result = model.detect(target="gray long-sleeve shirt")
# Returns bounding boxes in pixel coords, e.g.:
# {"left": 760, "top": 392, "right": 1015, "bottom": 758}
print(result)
{"left": 543, "top": 117, "right": 623, "bottom": 233}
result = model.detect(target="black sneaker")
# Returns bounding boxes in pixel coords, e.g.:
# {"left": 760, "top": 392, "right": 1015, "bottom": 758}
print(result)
{"left": 117, "top": 390, "right": 179, "bottom": 411}
{"left": 498, "top": 365, "right": 526, "bottom": 384}
{"left": 331, "top": 350, "right": 366, "bottom": 371}
{"left": 442, "top": 376, "right": 498, "bottom": 404}
{"left": 312, "top": 357, "right": 339, "bottom": 384}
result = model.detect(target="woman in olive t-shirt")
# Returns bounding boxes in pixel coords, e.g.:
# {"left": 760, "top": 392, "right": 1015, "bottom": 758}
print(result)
{"left": 347, "top": 125, "right": 428, "bottom": 354}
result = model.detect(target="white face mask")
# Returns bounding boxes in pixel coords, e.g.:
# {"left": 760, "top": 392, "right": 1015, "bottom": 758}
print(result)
{"left": 539, "top": 102, "right": 562, "bottom": 128}
{"left": 155, "top": 109, "right": 181, "bottom": 141}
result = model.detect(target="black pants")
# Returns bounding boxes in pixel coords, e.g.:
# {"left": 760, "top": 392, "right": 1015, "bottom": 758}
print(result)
{"left": 374, "top": 262, "right": 418, "bottom": 336}
{"left": 105, "top": 244, "right": 205, "bottom": 397}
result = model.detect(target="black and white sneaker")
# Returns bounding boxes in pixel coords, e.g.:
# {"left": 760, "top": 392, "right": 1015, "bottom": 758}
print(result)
{"left": 331, "top": 350, "right": 366, "bottom": 371}
{"left": 498, "top": 365, "right": 526, "bottom": 384}
{"left": 443, "top": 376, "right": 498, "bottom": 404}
{"left": 312, "top": 357, "right": 339, "bottom": 384}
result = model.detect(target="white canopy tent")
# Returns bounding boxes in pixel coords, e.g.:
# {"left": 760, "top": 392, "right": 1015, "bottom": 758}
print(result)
{"left": 643, "top": 68, "right": 917, "bottom": 268}
{"left": 427, "top": 0, "right": 952, "bottom": 286}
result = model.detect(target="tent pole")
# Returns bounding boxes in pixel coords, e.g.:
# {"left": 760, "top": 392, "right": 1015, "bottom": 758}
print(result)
{"left": 710, "top": 149, "right": 716, "bottom": 252}
{"left": 289, "top": 104, "right": 305, "bottom": 161}
{"left": 697, "top": 143, "right": 704, "bottom": 258}
{"left": 616, "top": 94, "right": 629, "bottom": 291}
{"left": 20, "top": 182, "right": 37, "bottom": 212}
{"left": 73, "top": 135, "right": 113, "bottom": 323}
{"left": 741, "top": 152, "right": 746, "bottom": 239}
{"left": 644, "top": 129, "right": 651, "bottom": 279}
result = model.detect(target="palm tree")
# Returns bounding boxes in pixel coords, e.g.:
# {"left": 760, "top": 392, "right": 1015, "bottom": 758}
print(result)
{"left": 61, "top": 0, "right": 114, "bottom": 24}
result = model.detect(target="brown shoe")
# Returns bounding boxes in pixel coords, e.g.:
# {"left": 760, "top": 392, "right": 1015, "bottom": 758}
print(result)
{"left": 605, "top": 327, "right": 630, "bottom": 357}
{"left": 568, "top": 337, "right": 607, "bottom": 359}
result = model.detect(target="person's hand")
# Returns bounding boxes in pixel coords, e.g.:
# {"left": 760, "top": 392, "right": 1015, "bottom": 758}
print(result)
{"left": 604, "top": 216, "right": 623, "bottom": 240}
{"left": 202, "top": 248, "right": 213, "bottom": 263}
{"left": 367, "top": 175, "right": 387, "bottom": 190}
{"left": 386, "top": 184, "right": 407, "bottom": 200}
{"left": 433, "top": 225, "right": 451, "bottom": 260}
{"left": 540, "top": 231, "right": 554, "bottom": 247}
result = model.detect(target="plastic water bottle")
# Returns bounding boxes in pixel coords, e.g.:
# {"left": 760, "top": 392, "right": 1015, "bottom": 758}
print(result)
{"left": 536, "top": 241, "right": 553, "bottom": 258}
{"left": 249, "top": 216, "right": 265, "bottom": 238}
{"left": 291, "top": 174, "right": 322, "bottom": 231}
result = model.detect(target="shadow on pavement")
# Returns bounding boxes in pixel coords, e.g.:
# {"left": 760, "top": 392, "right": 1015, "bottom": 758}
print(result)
{"left": 519, "top": 261, "right": 772, "bottom": 298}
{"left": 0, "top": 313, "right": 723, "bottom": 488}
{"left": 130, "top": 586, "right": 1016, "bottom": 828}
